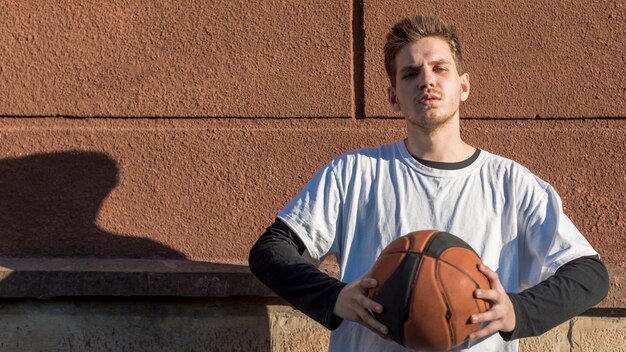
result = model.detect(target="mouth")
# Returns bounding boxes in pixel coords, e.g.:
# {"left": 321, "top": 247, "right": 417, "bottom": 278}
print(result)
{"left": 418, "top": 93, "right": 441, "bottom": 105}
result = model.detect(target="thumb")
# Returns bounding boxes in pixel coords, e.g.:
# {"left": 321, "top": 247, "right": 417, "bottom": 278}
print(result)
{"left": 360, "top": 277, "right": 378, "bottom": 289}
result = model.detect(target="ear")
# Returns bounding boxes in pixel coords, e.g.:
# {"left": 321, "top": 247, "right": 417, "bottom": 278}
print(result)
{"left": 388, "top": 86, "right": 401, "bottom": 112}
{"left": 460, "top": 72, "right": 470, "bottom": 102}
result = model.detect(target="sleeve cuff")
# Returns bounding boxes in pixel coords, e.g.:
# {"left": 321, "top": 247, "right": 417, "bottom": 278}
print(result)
{"left": 326, "top": 281, "right": 347, "bottom": 330}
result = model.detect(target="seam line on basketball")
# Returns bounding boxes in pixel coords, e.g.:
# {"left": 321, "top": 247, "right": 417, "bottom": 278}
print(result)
{"left": 435, "top": 258, "right": 456, "bottom": 348}
{"left": 439, "top": 259, "right": 486, "bottom": 323}
{"left": 439, "top": 258, "right": 483, "bottom": 291}
{"left": 378, "top": 250, "right": 422, "bottom": 256}
{"left": 421, "top": 230, "right": 440, "bottom": 257}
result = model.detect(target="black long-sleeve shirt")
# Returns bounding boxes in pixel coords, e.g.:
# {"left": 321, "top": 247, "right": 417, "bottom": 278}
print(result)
{"left": 249, "top": 218, "right": 609, "bottom": 340}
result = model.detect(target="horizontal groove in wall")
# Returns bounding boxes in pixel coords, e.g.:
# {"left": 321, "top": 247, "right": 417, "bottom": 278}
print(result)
{"left": 0, "top": 116, "right": 624, "bottom": 121}
{"left": 581, "top": 308, "right": 626, "bottom": 318}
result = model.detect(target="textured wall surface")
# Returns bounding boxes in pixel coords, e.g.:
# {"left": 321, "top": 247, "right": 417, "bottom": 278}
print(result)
{"left": 0, "top": 1, "right": 352, "bottom": 117}
{"left": 363, "top": 0, "right": 625, "bottom": 118}
{"left": 0, "top": 0, "right": 623, "bottom": 350}
{"left": 0, "top": 118, "right": 622, "bottom": 268}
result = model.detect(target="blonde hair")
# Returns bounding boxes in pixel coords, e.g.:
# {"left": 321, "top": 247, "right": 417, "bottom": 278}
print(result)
{"left": 384, "top": 15, "right": 463, "bottom": 87}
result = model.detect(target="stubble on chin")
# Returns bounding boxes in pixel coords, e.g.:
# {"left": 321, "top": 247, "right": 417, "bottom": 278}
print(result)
{"left": 405, "top": 103, "right": 457, "bottom": 134}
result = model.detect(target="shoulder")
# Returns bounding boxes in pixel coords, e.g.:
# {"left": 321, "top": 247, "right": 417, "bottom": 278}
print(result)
{"left": 480, "top": 150, "right": 546, "bottom": 185}
{"left": 327, "top": 140, "right": 400, "bottom": 172}
{"left": 480, "top": 150, "right": 558, "bottom": 211}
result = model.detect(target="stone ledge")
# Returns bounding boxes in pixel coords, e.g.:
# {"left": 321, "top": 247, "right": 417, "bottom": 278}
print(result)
{"left": 0, "top": 258, "right": 622, "bottom": 310}
{"left": 0, "top": 258, "right": 274, "bottom": 299}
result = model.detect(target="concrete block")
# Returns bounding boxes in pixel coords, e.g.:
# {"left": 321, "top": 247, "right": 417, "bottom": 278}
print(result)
{"left": 519, "top": 321, "right": 569, "bottom": 352}
{"left": 0, "top": 1, "right": 352, "bottom": 117}
{"left": 0, "top": 259, "right": 274, "bottom": 298}
{"left": 0, "top": 297, "right": 276, "bottom": 352}
{"left": 570, "top": 316, "right": 626, "bottom": 352}
{"left": 363, "top": 0, "right": 625, "bottom": 118}
{"left": 0, "top": 118, "right": 622, "bottom": 277}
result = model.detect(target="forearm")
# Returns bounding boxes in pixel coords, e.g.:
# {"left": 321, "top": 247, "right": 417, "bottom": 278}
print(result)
{"left": 248, "top": 218, "right": 346, "bottom": 329}
{"left": 502, "top": 255, "right": 609, "bottom": 340}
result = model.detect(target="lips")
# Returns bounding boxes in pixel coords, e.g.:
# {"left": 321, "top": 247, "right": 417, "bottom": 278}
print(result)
{"left": 419, "top": 93, "right": 441, "bottom": 104}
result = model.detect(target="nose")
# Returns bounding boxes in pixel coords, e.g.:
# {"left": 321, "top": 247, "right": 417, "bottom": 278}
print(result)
{"left": 420, "top": 69, "right": 436, "bottom": 89}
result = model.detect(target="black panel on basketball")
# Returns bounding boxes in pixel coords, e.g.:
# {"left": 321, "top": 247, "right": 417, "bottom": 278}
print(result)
{"left": 424, "top": 231, "right": 477, "bottom": 258}
{"left": 371, "top": 252, "right": 421, "bottom": 346}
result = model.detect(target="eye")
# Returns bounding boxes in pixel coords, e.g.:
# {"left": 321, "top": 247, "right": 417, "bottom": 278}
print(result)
{"left": 403, "top": 71, "right": 418, "bottom": 79}
{"left": 434, "top": 65, "right": 448, "bottom": 73}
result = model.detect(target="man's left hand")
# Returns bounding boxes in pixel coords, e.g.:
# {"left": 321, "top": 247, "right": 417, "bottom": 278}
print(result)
{"left": 469, "top": 264, "right": 516, "bottom": 340}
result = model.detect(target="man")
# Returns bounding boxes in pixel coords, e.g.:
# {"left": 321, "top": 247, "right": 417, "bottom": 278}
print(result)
{"left": 249, "top": 15, "right": 608, "bottom": 351}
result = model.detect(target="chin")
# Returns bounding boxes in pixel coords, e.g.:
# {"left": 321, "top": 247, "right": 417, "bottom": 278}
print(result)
{"left": 407, "top": 113, "right": 456, "bottom": 133}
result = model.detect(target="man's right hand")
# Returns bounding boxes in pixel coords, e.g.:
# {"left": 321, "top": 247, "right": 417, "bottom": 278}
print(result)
{"left": 333, "top": 273, "right": 389, "bottom": 338}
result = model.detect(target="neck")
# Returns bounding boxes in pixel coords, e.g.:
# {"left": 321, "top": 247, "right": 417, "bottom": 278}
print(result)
{"left": 404, "top": 117, "right": 475, "bottom": 162}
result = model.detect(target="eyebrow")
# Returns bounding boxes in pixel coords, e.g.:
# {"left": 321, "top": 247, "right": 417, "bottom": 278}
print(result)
{"left": 398, "top": 59, "right": 453, "bottom": 74}
{"left": 429, "top": 59, "right": 452, "bottom": 66}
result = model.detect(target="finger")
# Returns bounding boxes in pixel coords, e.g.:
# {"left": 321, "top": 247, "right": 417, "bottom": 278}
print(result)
{"left": 356, "top": 294, "right": 383, "bottom": 314}
{"left": 478, "top": 264, "right": 502, "bottom": 287}
{"left": 470, "top": 309, "right": 500, "bottom": 324}
{"left": 478, "top": 264, "right": 497, "bottom": 279}
{"left": 470, "top": 320, "right": 502, "bottom": 340}
{"left": 474, "top": 288, "right": 502, "bottom": 302}
{"left": 359, "top": 278, "right": 378, "bottom": 290}
{"left": 357, "top": 309, "right": 389, "bottom": 335}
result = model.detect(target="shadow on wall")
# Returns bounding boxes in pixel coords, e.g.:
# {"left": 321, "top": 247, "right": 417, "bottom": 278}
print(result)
{"left": 0, "top": 151, "right": 186, "bottom": 259}
{"left": 0, "top": 151, "right": 281, "bottom": 351}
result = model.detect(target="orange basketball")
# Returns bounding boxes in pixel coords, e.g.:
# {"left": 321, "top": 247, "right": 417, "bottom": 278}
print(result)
{"left": 367, "top": 230, "right": 491, "bottom": 350}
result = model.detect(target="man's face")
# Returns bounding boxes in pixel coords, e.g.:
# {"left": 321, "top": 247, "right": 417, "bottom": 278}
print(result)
{"left": 388, "top": 37, "right": 470, "bottom": 132}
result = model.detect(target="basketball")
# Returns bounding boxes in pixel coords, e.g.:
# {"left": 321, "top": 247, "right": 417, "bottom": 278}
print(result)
{"left": 367, "top": 230, "right": 491, "bottom": 350}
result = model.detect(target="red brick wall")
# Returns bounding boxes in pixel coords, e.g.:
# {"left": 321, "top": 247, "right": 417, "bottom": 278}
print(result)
{"left": 0, "top": 1, "right": 623, "bottom": 305}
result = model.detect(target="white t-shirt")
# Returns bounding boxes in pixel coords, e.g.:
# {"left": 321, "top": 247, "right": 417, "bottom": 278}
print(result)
{"left": 278, "top": 140, "right": 597, "bottom": 352}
